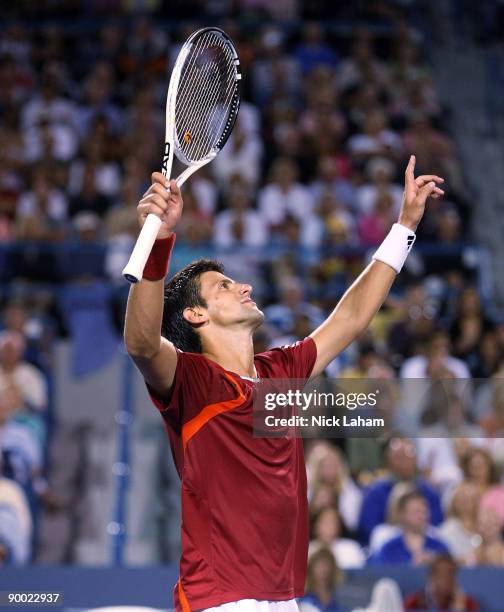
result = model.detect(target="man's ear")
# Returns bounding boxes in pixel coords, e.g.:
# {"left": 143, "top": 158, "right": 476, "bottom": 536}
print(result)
{"left": 183, "top": 306, "right": 208, "bottom": 326}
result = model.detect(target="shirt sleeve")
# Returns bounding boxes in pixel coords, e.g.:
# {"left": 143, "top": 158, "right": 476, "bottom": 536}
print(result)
{"left": 145, "top": 350, "right": 231, "bottom": 424}
{"left": 256, "top": 336, "right": 317, "bottom": 379}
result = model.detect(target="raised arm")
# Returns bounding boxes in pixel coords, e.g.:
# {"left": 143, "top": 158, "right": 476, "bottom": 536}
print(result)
{"left": 309, "top": 155, "right": 444, "bottom": 377}
{"left": 124, "top": 173, "right": 183, "bottom": 397}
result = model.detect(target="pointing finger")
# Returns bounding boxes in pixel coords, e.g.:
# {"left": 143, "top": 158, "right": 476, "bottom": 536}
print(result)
{"left": 405, "top": 155, "right": 416, "bottom": 189}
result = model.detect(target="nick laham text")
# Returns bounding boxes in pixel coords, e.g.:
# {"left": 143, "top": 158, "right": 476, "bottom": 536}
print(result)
{"left": 264, "top": 415, "right": 385, "bottom": 428}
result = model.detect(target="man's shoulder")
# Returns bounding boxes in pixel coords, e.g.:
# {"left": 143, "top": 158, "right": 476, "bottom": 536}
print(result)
{"left": 364, "top": 477, "right": 393, "bottom": 496}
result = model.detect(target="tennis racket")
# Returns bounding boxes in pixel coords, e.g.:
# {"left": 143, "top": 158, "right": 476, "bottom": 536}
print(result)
{"left": 122, "top": 27, "right": 241, "bottom": 283}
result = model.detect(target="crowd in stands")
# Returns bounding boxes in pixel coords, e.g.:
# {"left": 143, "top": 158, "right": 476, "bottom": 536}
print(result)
{"left": 1, "top": 1, "right": 504, "bottom": 609}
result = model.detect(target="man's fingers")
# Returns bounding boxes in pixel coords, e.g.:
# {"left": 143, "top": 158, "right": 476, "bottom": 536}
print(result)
{"left": 405, "top": 154, "right": 416, "bottom": 187}
{"left": 151, "top": 182, "right": 171, "bottom": 200}
{"left": 415, "top": 175, "right": 444, "bottom": 187}
{"left": 416, "top": 181, "right": 437, "bottom": 204}
{"left": 169, "top": 179, "right": 181, "bottom": 197}
{"left": 138, "top": 201, "right": 166, "bottom": 219}
{"left": 151, "top": 171, "right": 168, "bottom": 186}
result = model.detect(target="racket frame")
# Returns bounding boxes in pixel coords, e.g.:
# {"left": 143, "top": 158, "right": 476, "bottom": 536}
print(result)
{"left": 122, "top": 27, "right": 241, "bottom": 283}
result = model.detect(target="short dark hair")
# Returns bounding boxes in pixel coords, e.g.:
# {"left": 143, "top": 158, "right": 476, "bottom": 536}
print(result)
{"left": 162, "top": 259, "right": 224, "bottom": 353}
{"left": 397, "top": 489, "right": 426, "bottom": 513}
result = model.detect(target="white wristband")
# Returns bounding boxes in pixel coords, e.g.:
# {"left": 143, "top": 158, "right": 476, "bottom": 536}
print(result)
{"left": 372, "top": 223, "right": 416, "bottom": 274}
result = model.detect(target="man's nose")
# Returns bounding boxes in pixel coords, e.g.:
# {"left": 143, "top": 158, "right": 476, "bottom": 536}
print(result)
{"left": 240, "top": 283, "right": 252, "bottom": 295}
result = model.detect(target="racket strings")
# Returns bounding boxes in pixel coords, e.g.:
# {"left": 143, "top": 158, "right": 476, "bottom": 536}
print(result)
{"left": 174, "top": 31, "right": 238, "bottom": 163}
{"left": 177, "top": 33, "right": 234, "bottom": 159}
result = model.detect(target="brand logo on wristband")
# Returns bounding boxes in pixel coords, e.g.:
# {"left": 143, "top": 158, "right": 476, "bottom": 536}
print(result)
{"left": 407, "top": 235, "right": 415, "bottom": 250}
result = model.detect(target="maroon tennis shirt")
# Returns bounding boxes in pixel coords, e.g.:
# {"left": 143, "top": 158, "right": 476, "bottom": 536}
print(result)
{"left": 146, "top": 337, "right": 317, "bottom": 612}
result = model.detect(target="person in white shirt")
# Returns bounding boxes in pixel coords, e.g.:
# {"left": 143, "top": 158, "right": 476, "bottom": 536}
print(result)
{"left": 258, "top": 157, "right": 314, "bottom": 227}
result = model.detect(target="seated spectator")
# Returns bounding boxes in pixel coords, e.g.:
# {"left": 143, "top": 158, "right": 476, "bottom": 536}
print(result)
{"left": 258, "top": 157, "right": 314, "bottom": 228}
{"left": 213, "top": 116, "right": 263, "bottom": 188}
{"left": 387, "top": 283, "right": 436, "bottom": 367}
{"left": 474, "top": 505, "right": 504, "bottom": 566}
{"left": 418, "top": 389, "right": 485, "bottom": 493}
{"left": 357, "top": 189, "right": 396, "bottom": 246}
{"left": 298, "top": 547, "right": 344, "bottom": 612}
{"left": 369, "top": 490, "right": 449, "bottom": 565}
{"left": 347, "top": 109, "right": 402, "bottom": 164}
{"left": 16, "top": 168, "right": 67, "bottom": 242}
{"left": 294, "top": 22, "right": 337, "bottom": 75}
{"left": 265, "top": 275, "right": 324, "bottom": 337}
{"left": 461, "top": 447, "right": 502, "bottom": 496}
{"left": 214, "top": 184, "right": 268, "bottom": 249}
{"left": 400, "top": 329, "right": 471, "bottom": 379}
{"left": 479, "top": 377, "right": 504, "bottom": 436}
{"left": 355, "top": 157, "right": 403, "bottom": 217}
{"left": 309, "top": 506, "right": 365, "bottom": 569}
{"left": 368, "top": 481, "right": 414, "bottom": 554}
{"left": 0, "top": 468, "right": 33, "bottom": 564}
{"left": 309, "top": 156, "right": 355, "bottom": 210}
{"left": 404, "top": 554, "right": 480, "bottom": 610}
{"left": 358, "top": 437, "right": 443, "bottom": 544}
{"left": 0, "top": 374, "right": 43, "bottom": 506}
{"left": 438, "top": 482, "right": 481, "bottom": 565}
{"left": 449, "top": 287, "right": 494, "bottom": 367}
{"left": 353, "top": 578, "right": 404, "bottom": 612}
{"left": 307, "top": 443, "right": 362, "bottom": 533}
{"left": 0, "top": 331, "right": 47, "bottom": 414}
{"left": 68, "top": 163, "right": 112, "bottom": 218}
{"left": 399, "top": 331, "right": 471, "bottom": 428}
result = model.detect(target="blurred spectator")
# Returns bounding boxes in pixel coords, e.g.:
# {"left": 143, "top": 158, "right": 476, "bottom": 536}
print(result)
{"left": 347, "top": 109, "right": 402, "bottom": 164}
{"left": 293, "top": 23, "right": 337, "bottom": 75}
{"left": 438, "top": 482, "right": 481, "bottom": 565}
{"left": 0, "top": 331, "right": 47, "bottom": 413}
{"left": 417, "top": 389, "right": 485, "bottom": 492}
{"left": 358, "top": 437, "right": 443, "bottom": 544}
{"left": 474, "top": 505, "right": 504, "bottom": 566}
{"left": 353, "top": 578, "right": 404, "bottom": 612}
{"left": 400, "top": 330, "right": 471, "bottom": 379}
{"left": 449, "top": 287, "right": 494, "bottom": 370}
{"left": 369, "top": 490, "right": 449, "bottom": 565}
{"left": 404, "top": 554, "right": 480, "bottom": 610}
{"left": 213, "top": 117, "right": 263, "bottom": 188}
{"left": 338, "top": 34, "right": 389, "bottom": 92}
{"left": 387, "top": 283, "right": 436, "bottom": 367}
{"left": 258, "top": 158, "right": 314, "bottom": 228}
{"left": 309, "top": 157, "right": 355, "bottom": 210}
{"left": 68, "top": 163, "right": 112, "bottom": 219}
{"left": 265, "top": 276, "right": 324, "bottom": 337}
{"left": 214, "top": 181, "right": 268, "bottom": 248}
{"left": 460, "top": 447, "right": 501, "bottom": 495}
{"left": 0, "top": 468, "right": 33, "bottom": 565}
{"left": 306, "top": 445, "right": 361, "bottom": 534}
{"left": 309, "top": 506, "right": 365, "bottom": 569}
{"left": 356, "top": 157, "right": 403, "bottom": 217}
{"left": 16, "top": 168, "right": 67, "bottom": 242}
{"left": 298, "top": 547, "right": 344, "bottom": 612}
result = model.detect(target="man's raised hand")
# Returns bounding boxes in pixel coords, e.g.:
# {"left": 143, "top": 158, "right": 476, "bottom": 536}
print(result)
{"left": 398, "top": 155, "right": 444, "bottom": 232}
{"left": 137, "top": 172, "right": 183, "bottom": 239}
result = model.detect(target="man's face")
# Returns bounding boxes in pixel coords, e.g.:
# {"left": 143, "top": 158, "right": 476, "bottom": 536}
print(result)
{"left": 387, "top": 438, "right": 417, "bottom": 480}
{"left": 430, "top": 559, "right": 457, "bottom": 601}
{"left": 401, "top": 497, "right": 429, "bottom": 533}
{"left": 196, "top": 271, "right": 264, "bottom": 330}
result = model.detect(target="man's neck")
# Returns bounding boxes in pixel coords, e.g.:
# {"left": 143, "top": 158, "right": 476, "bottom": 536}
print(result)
{"left": 202, "top": 328, "right": 256, "bottom": 378}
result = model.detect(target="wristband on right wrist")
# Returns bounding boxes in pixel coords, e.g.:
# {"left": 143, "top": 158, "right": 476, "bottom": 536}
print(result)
{"left": 143, "top": 233, "right": 176, "bottom": 281}
{"left": 372, "top": 223, "right": 416, "bottom": 274}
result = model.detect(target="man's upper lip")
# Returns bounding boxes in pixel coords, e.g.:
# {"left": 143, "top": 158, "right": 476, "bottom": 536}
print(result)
{"left": 241, "top": 297, "right": 254, "bottom": 303}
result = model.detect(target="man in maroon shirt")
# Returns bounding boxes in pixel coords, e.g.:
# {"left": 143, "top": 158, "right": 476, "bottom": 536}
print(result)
{"left": 124, "top": 157, "right": 443, "bottom": 612}
{"left": 404, "top": 554, "right": 480, "bottom": 611}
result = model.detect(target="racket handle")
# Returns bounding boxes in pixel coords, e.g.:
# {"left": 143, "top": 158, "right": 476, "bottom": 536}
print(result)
{"left": 122, "top": 214, "right": 163, "bottom": 283}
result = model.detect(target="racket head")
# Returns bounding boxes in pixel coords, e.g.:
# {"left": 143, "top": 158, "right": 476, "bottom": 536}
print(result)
{"left": 167, "top": 27, "right": 241, "bottom": 167}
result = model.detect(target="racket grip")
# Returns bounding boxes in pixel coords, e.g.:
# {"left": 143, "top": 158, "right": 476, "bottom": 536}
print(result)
{"left": 122, "top": 214, "right": 163, "bottom": 283}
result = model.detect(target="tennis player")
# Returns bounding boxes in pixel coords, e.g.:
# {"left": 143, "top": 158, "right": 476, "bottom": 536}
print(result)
{"left": 124, "top": 155, "right": 443, "bottom": 612}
